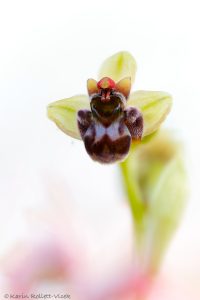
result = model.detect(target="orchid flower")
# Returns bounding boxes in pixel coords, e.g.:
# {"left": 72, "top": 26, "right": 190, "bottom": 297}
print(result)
{"left": 47, "top": 51, "right": 172, "bottom": 163}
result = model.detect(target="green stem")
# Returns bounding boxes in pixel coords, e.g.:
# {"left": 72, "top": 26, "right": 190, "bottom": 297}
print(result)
{"left": 120, "top": 147, "right": 146, "bottom": 255}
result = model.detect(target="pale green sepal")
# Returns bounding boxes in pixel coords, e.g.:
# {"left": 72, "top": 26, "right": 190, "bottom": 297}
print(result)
{"left": 128, "top": 90, "right": 172, "bottom": 137}
{"left": 98, "top": 51, "right": 137, "bottom": 84}
{"left": 47, "top": 95, "right": 90, "bottom": 139}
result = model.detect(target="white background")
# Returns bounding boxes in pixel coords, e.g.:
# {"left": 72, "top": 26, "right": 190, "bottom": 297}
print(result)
{"left": 0, "top": 0, "right": 200, "bottom": 298}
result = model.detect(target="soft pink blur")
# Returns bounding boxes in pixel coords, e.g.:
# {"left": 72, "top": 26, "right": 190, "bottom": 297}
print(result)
{"left": 0, "top": 174, "right": 200, "bottom": 300}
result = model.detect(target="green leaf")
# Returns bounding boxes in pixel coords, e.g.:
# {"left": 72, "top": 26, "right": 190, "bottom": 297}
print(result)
{"left": 47, "top": 95, "right": 90, "bottom": 139}
{"left": 143, "top": 155, "right": 187, "bottom": 273}
{"left": 98, "top": 51, "right": 137, "bottom": 84}
{"left": 128, "top": 91, "right": 172, "bottom": 137}
{"left": 120, "top": 131, "right": 187, "bottom": 274}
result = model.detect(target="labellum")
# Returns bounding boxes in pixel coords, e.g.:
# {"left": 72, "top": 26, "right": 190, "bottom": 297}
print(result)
{"left": 77, "top": 77, "right": 143, "bottom": 163}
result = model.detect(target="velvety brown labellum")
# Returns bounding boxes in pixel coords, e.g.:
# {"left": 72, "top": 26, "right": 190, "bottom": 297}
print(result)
{"left": 78, "top": 77, "right": 143, "bottom": 163}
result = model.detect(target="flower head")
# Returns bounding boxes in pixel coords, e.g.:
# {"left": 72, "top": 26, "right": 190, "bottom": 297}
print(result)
{"left": 78, "top": 76, "right": 143, "bottom": 163}
{"left": 47, "top": 52, "right": 172, "bottom": 163}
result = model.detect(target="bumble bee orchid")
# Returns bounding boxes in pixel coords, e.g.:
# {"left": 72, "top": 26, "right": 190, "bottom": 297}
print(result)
{"left": 47, "top": 52, "right": 172, "bottom": 163}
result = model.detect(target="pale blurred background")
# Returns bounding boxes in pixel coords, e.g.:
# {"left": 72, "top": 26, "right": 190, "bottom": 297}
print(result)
{"left": 0, "top": 0, "right": 200, "bottom": 299}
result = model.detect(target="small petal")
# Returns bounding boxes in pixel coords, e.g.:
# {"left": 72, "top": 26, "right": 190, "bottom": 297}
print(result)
{"left": 87, "top": 79, "right": 98, "bottom": 96}
{"left": 128, "top": 91, "right": 172, "bottom": 137}
{"left": 98, "top": 51, "right": 137, "bottom": 84}
{"left": 47, "top": 95, "right": 90, "bottom": 139}
{"left": 116, "top": 77, "right": 132, "bottom": 99}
